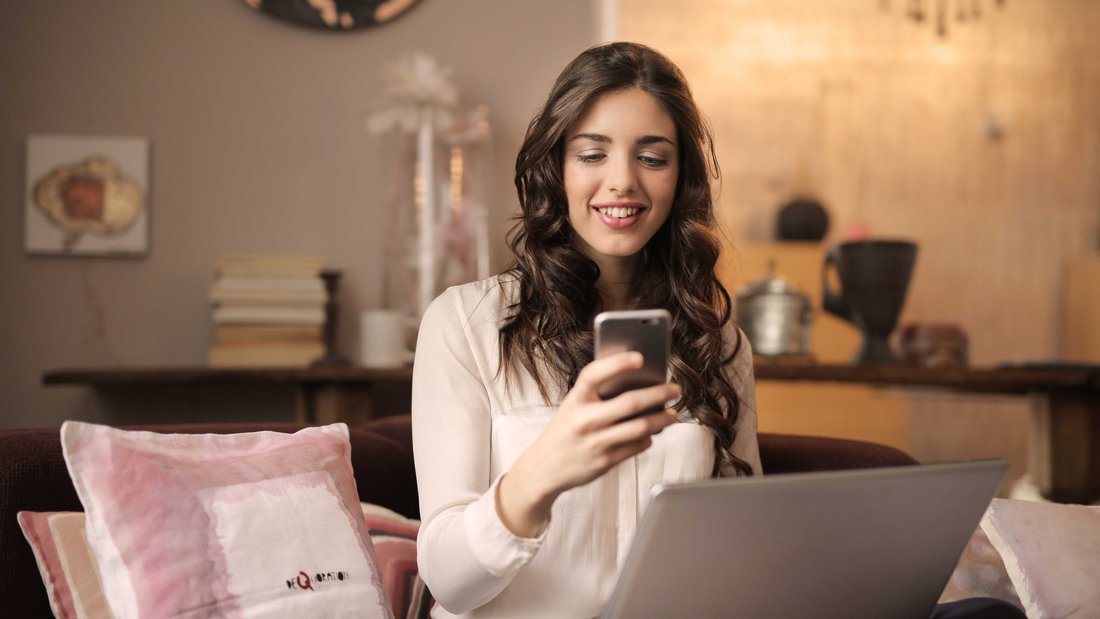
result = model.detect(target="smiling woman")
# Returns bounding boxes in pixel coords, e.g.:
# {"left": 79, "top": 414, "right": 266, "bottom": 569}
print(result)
{"left": 410, "top": 42, "right": 761, "bottom": 619}
{"left": 243, "top": 0, "right": 420, "bottom": 30}
{"left": 564, "top": 88, "right": 680, "bottom": 284}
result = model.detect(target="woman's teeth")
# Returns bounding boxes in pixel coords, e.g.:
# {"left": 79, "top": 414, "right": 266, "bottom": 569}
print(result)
{"left": 596, "top": 207, "right": 640, "bottom": 219}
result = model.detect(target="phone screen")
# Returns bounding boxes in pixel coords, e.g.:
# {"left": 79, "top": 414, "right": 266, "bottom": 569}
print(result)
{"left": 594, "top": 309, "right": 671, "bottom": 415}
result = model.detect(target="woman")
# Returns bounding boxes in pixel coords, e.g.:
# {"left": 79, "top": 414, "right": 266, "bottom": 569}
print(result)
{"left": 412, "top": 41, "right": 756, "bottom": 619}
{"left": 411, "top": 42, "right": 1022, "bottom": 619}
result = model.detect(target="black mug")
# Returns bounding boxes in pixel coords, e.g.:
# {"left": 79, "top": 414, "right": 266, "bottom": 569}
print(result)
{"left": 822, "top": 240, "right": 918, "bottom": 364}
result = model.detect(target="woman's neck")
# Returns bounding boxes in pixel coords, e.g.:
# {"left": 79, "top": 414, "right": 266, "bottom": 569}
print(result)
{"left": 593, "top": 255, "right": 639, "bottom": 311}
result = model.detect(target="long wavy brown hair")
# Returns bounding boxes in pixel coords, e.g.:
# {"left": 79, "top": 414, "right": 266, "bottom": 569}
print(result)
{"left": 498, "top": 42, "right": 751, "bottom": 477}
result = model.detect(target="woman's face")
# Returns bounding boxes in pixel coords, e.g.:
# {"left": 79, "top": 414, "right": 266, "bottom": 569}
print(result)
{"left": 563, "top": 88, "right": 679, "bottom": 269}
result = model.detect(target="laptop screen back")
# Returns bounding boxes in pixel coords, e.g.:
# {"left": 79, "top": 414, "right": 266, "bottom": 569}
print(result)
{"left": 603, "top": 460, "right": 1007, "bottom": 619}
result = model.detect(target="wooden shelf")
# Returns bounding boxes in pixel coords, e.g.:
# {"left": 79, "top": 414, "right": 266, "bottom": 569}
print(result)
{"left": 43, "top": 362, "right": 1099, "bottom": 395}
{"left": 42, "top": 365, "right": 416, "bottom": 429}
{"left": 43, "top": 365, "right": 414, "bottom": 386}
{"left": 752, "top": 360, "right": 1100, "bottom": 394}
{"left": 42, "top": 361, "right": 1099, "bottom": 503}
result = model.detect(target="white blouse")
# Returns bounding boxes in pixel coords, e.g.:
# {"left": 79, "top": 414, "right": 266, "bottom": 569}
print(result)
{"left": 411, "top": 276, "right": 761, "bottom": 619}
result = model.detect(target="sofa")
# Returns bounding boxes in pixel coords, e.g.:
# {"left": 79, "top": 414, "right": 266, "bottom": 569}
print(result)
{"left": 0, "top": 415, "right": 916, "bottom": 618}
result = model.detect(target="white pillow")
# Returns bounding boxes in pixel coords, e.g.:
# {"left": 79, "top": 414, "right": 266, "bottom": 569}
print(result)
{"left": 981, "top": 497, "right": 1100, "bottom": 619}
{"left": 61, "top": 421, "right": 393, "bottom": 619}
{"left": 938, "top": 525, "right": 1020, "bottom": 607}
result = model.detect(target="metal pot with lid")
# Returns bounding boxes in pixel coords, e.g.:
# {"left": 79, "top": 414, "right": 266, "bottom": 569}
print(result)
{"left": 735, "top": 261, "right": 814, "bottom": 357}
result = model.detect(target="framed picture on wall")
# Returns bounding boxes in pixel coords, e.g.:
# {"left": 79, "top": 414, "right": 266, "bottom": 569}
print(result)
{"left": 24, "top": 134, "right": 150, "bottom": 257}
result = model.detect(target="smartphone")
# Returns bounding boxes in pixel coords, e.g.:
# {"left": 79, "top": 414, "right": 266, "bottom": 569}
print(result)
{"left": 594, "top": 309, "right": 671, "bottom": 416}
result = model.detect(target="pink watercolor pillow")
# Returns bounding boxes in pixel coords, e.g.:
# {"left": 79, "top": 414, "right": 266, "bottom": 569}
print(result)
{"left": 60, "top": 421, "right": 393, "bottom": 619}
{"left": 19, "top": 504, "right": 431, "bottom": 619}
{"left": 981, "top": 498, "right": 1100, "bottom": 619}
{"left": 360, "top": 503, "right": 434, "bottom": 619}
{"left": 17, "top": 511, "right": 111, "bottom": 619}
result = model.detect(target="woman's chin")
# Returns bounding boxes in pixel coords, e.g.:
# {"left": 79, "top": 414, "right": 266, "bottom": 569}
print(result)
{"left": 586, "top": 245, "right": 646, "bottom": 263}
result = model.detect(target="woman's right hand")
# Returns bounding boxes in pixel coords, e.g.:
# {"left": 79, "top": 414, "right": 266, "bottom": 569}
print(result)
{"left": 496, "top": 351, "right": 681, "bottom": 537}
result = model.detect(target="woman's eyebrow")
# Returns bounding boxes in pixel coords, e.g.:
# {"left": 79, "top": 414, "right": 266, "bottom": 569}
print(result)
{"left": 570, "top": 132, "right": 610, "bottom": 143}
{"left": 569, "top": 133, "right": 676, "bottom": 146}
{"left": 636, "top": 135, "right": 676, "bottom": 146}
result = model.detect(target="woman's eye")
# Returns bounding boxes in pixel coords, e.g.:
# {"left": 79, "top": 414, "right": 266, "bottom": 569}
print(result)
{"left": 639, "top": 155, "right": 668, "bottom": 168}
{"left": 577, "top": 153, "right": 605, "bottom": 163}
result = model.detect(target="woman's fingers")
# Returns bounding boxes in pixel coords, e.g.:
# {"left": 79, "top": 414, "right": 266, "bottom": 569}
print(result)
{"left": 566, "top": 351, "right": 644, "bottom": 403}
{"left": 587, "top": 408, "right": 678, "bottom": 455}
{"left": 541, "top": 351, "right": 683, "bottom": 490}
{"left": 583, "top": 411, "right": 675, "bottom": 472}
{"left": 584, "top": 383, "right": 681, "bottom": 428}
{"left": 603, "top": 435, "right": 656, "bottom": 467}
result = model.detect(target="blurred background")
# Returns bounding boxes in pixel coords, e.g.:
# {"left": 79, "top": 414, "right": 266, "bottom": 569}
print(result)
{"left": 2, "top": 1, "right": 1097, "bottom": 489}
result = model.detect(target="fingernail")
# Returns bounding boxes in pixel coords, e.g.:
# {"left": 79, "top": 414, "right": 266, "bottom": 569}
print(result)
{"left": 631, "top": 352, "right": 644, "bottom": 364}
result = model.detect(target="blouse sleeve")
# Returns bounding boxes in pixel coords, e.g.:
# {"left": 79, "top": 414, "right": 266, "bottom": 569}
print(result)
{"left": 720, "top": 326, "right": 763, "bottom": 476}
{"left": 411, "top": 288, "right": 546, "bottom": 614}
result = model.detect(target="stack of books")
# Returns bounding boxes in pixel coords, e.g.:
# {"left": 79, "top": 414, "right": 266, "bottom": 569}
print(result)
{"left": 207, "top": 255, "right": 328, "bottom": 368}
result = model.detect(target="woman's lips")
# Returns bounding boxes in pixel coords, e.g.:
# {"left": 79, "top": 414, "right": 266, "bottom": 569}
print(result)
{"left": 591, "top": 202, "right": 646, "bottom": 229}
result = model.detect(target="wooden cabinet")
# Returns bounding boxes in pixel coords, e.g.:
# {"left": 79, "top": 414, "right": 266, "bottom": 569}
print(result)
{"left": 1065, "top": 254, "right": 1100, "bottom": 362}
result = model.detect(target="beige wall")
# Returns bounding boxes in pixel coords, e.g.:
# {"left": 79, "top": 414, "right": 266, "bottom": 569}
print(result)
{"left": 0, "top": 0, "right": 600, "bottom": 428}
{"left": 622, "top": 0, "right": 1100, "bottom": 362}
{"left": 621, "top": 0, "right": 1100, "bottom": 475}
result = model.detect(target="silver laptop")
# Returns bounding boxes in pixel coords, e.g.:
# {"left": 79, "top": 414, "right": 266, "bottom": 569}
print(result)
{"left": 602, "top": 460, "right": 1007, "bottom": 619}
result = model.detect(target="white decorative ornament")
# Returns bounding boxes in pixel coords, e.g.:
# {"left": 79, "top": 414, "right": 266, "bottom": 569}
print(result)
{"left": 364, "top": 53, "right": 493, "bottom": 348}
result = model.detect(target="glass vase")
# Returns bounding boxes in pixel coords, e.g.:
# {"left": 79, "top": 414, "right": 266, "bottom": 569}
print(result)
{"left": 379, "top": 104, "right": 493, "bottom": 332}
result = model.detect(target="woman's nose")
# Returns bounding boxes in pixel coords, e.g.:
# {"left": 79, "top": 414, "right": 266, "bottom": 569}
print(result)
{"left": 606, "top": 157, "right": 637, "bottom": 195}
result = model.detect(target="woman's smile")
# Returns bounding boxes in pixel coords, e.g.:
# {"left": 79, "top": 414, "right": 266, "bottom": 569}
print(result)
{"left": 592, "top": 201, "right": 647, "bottom": 229}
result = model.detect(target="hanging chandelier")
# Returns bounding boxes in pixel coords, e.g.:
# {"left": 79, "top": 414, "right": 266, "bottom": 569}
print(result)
{"left": 882, "top": 0, "right": 1007, "bottom": 38}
